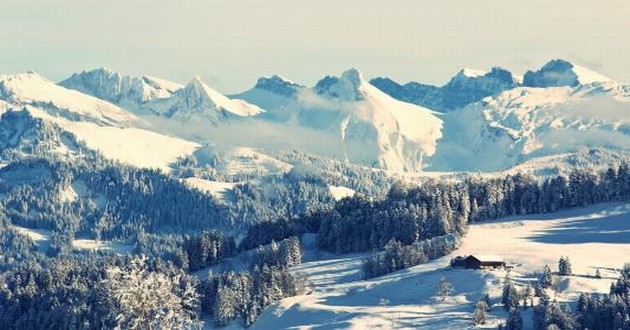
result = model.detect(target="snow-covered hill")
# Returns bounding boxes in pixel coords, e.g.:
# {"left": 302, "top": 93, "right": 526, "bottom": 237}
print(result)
{"left": 250, "top": 203, "right": 630, "bottom": 329}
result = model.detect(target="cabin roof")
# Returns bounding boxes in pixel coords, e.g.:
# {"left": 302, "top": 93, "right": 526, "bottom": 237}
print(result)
{"left": 468, "top": 255, "right": 504, "bottom": 263}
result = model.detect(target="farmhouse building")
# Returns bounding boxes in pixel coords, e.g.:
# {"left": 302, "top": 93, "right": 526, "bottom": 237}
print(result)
{"left": 451, "top": 255, "right": 506, "bottom": 269}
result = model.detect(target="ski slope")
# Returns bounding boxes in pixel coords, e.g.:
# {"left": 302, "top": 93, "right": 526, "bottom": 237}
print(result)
{"left": 248, "top": 203, "right": 630, "bottom": 329}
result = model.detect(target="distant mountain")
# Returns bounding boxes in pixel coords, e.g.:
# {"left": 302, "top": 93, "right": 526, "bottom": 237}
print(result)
{"left": 0, "top": 72, "right": 199, "bottom": 171}
{"left": 143, "top": 76, "right": 263, "bottom": 124}
{"left": 427, "top": 80, "right": 630, "bottom": 171}
{"left": 1, "top": 72, "right": 135, "bottom": 124}
{"left": 229, "top": 75, "right": 303, "bottom": 115}
{"left": 59, "top": 68, "right": 182, "bottom": 109}
{"left": 522, "top": 59, "right": 612, "bottom": 88}
{"left": 239, "top": 68, "right": 443, "bottom": 172}
{"left": 371, "top": 67, "right": 519, "bottom": 112}
{"left": 2, "top": 60, "right": 627, "bottom": 175}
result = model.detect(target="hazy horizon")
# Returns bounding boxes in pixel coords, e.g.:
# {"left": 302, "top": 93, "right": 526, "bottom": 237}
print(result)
{"left": 2, "top": 0, "right": 629, "bottom": 93}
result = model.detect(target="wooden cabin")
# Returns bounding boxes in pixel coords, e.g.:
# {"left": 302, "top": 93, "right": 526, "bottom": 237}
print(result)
{"left": 464, "top": 255, "right": 506, "bottom": 269}
{"left": 451, "top": 255, "right": 506, "bottom": 269}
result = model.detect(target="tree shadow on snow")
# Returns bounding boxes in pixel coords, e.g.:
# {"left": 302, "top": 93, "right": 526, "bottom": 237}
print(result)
{"left": 526, "top": 211, "right": 630, "bottom": 244}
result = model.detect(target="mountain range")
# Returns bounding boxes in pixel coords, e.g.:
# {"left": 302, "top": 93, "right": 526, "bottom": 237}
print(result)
{"left": 1, "top": 59, "right": 628, "bottom": 175}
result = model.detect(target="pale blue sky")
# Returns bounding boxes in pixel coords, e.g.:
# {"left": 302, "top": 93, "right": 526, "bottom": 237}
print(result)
{"left": 1, "top": 0, "right": 628, "bottom": 93}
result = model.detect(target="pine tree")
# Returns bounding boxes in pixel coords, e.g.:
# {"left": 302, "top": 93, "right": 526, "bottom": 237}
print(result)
{"left": 523, "top": 284, "right": 532, "bottom": 308}
{"left": 540, "top": 265, "right": 553, "bottom": 288}
{"left": 504, "top": 309, "right": 523, "bottom": 330}
{"left": 558, "top": 256, "right": 572, "bottom": 276}
{"left": 436, "top": 276, "right": 454, "bottom": 301}
{"left": 104, "top": 255, "right": 202, "bottom": 330}
{"left": 280, "top": 236, "right": 302, "bottom": 267}
{"left": 502, "top": 275, "right": 519, "bottom": 311}
{"left": 564, "top": 257, "right": 572, "bottom": 275}
{"left": 472, "top": 301, "right": 487, "bottom": 325}
{"left": 482, "top": 293, "right": 492, "bottom": 310}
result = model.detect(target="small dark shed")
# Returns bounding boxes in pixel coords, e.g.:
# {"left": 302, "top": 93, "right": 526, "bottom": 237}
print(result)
{"left": 464, "top": 255, "right": 506, "bottom": 269}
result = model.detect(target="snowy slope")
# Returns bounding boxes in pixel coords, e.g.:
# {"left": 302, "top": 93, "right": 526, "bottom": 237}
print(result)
{"left": 181, "top": 177, "right": 238, "bottom": 203}
{"left": 26, "top": 106, "right": 199, "bottom": 171}
{"left": 250, "top": 203, "right": 630, "bottom": 329}
{"left": 0, "top": 72, "right": 135, "bottom": 124}
{"left": 328, "top": 185, "right": 356, "bottom": 201}
{"left": 427, "top": 81, "right": 630, "bottom": 171}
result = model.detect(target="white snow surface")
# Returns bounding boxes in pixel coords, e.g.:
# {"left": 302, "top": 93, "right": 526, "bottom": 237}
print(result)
{"left": 181, "top": 177, "right": 237, "bottom": 203}
{"left": 328, "top": 185, "right": 356, "bottom": 201}
{"left": 244, "top": 203, "right": 630, "bottom": 330}
{"left": 460, "top": 68, "right": 487, "bottom": 78}
{"left": 571, "top": 64, "right": 612, "bottom": 85}
{"left": 11, "top": 225, "right": 132, "bottom": 254}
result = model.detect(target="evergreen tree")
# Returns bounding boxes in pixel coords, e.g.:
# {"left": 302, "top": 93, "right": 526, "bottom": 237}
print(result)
{"left": 558, "top": 256, "right": 572, "bottom": 276}
{"left": 502, "top": 275, "right": 520, "bottom": 311}
{"left": 540, "top": 265, "right": 553, "bottom": 288}
{"left": 436, "top": 276, "right": 454, "bottom": 301}
{"left": 504, "top": 309, "right": 523, "bottom": 330}
{"left": 104, "top": 255, "right": 202, "bottom": 330}
{"left": 473, "top": 301, "right": 487, "bottom": 325}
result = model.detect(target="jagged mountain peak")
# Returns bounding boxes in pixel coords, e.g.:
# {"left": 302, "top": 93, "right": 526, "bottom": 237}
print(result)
{"left": 523, "top": 59, "right": 611, "bottom": 88}
{"left": 178, "top": 76, "right": 229, "bottom": 108}
{"left": 340, "top": 68, "right": 365, "bottom": 87}
{"left": 147, "top": 75, "right": 263, "bottom": 121}
{"left": 253, "top": 75, "right": 303, "bottom": 98}
{"left": 315, "top": 68, "right": 368, "bottom": 101}
{"left": 456, "top": 68, "right": 487, "bottom": 79}
{"left": 448, "top": 67, "right": 517, "bottom": 85}
{"left": 60, "top": 68, "right": 182, "bottom": 106}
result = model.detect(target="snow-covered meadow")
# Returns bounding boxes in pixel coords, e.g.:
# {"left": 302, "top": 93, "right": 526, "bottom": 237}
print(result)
{"left": 246, "top": 203, "right": 630, "bottom": 329}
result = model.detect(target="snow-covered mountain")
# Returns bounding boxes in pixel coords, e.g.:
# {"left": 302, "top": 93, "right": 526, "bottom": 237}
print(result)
{"left": 522, "top": 59, "right": 612, "bottom": 88}
{"left": 371, "top": 59, "right": 615, "bottom": 112}
{"left": 230, "top": 75, "right": 304, "bottom": 112}
{"left": 0, "top": 72, "right": 199, "bottom": 171}
{"left": 427, "top": 80, "right": 630, "bottom": 171}
{"left": 0, "top": 72, "right": 135, "bottom": 125}
{"left": 59, "top": 68, "right": 182, "bottom": 109}
{"left": 238, "top": 68, "right": 443, "bottom": 172}
{"left": 1, "top": 59, "right": 626, "bottom": 175}
{"left": 371, "top": 67, "right": 519, "bottom": 112}
{"left": 142, "top": 76, "right": 263, "bottom": 124}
